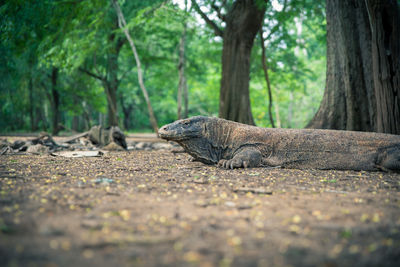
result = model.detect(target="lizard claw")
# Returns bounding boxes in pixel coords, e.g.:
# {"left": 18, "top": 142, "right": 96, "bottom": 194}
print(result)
{"left": 217, "top": 159, "right": 242, "bottom": 169}
{"left": 218, "top": 156, "right": 257, "bottom": 169}
{"left": 218, "top": 159, "right": 227, "bottom": 168}
{"left": 218, "top": 159, "right": 234, "bottom": 169}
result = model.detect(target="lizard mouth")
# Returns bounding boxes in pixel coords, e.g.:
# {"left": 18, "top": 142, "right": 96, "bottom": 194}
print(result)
{"left": 158, "top": 125, "right": 185, "bottom": 141}
{"left": 158, "top": 121, "right": 202, "bottom": 141}
{"left": 158, "top": 126, "right": 172, "bottom": 140}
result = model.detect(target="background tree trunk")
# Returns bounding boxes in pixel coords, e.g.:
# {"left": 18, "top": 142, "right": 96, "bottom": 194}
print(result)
{"left": 28, "top": 76, "right": 36, "bottom": 131}
{"left": 79, "top": 17, "right": 124, "bottom": 128}
{"left": 120, "top": 94, "right": 134, "bottom": 130}
{"left": 183, "top": 73, "right": 188, "bottom": 119}
{"left": 307, "top": 0, "right": 375, "bottom": 131}
{"left": 50, "top": 67, "right": 60, "bottom": 135}
{"left": 105, "top": 22, "right": 124, "bottom": 127}
{"left": 177, "top": 21, "right": 187, "bottom": 120}
{"left": 219, "top": 0, "right": 265, "bottom": 125}
{"left": 367, "top": 0, "right": 400, "bottom": 134}
{"left": 82, "top": 101, "right": 91, "bottom": 130}
{"left": 71, "top": 116, "right": 79, "bottom": 132}
{"left": 104, "top": 82, "right": 118, "bottom": 127}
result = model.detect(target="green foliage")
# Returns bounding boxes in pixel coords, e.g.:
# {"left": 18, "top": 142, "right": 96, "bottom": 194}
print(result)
{"left": 251, "top": 0, "right": 326, "bottom": 128}
{"left": 0, "top": 0, "right": 326, "bottom": 133}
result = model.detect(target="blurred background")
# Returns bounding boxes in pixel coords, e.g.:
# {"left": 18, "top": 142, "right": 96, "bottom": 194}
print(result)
{"left": 0, "top": 0, "right": 326, "bottom": 134}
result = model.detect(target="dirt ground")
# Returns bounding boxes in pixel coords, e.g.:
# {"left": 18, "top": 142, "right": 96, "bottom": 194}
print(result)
{"left": 1, "top": 138, "right": 400, "bottom": 266}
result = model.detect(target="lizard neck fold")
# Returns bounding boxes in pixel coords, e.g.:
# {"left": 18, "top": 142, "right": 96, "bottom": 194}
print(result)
{"left": 206, "top": 118, "right": 236, "bottom": 148}
{"left": 178, "top": 118, "right": 237, "bottom": 164}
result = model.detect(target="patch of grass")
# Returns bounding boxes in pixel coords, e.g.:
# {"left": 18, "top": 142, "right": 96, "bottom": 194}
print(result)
{"left": 0, "top": 223, "right": 16, "bottom": 234}
{"left": 340, "top": 229, "right": 352, "bottom": 239}
{"left": 321, "top": 178, "right": 337, "bottom": 183}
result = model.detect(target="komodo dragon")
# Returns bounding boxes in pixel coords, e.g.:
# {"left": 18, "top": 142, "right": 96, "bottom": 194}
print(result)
{"left": 158, "top": 116, "right": 400, "bottom": 171}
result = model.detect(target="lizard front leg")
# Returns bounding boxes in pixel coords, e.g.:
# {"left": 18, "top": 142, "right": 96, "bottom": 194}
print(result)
{"left": 218, "top": 148, "right": 262, "bottom": 169}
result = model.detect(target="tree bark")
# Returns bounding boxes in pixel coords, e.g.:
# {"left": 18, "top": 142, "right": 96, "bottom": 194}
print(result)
{"left": 112, "top": 0, "right": 159, "bottom": 135}
{"left": 308, "top": 0, "right": 399, "bottom": 134}
{"left": 308, "top": 0, "right": 375, "bottom": 131}
{"left": 366, "top": 0, "right": 400, "bottom": 134}
{"left": 219, "top": 0, "right": 265, "bottom": 125}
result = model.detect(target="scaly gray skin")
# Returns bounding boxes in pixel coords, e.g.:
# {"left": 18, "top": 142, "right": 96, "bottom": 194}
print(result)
{"left": 158, "top": 116, "right": 400, "bottom": 171}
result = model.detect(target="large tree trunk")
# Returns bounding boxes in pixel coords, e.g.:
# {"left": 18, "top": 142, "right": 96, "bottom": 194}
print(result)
{"left": 308, "top": 0, "right": 400, "bottom": 134}
{"left": 308, "top": 0, "right": 375, "bottom": 131}
{"left": 219, "top": 0, "right": 265, "bottom": 125}
{"left": 367, "top": 0, "right": 400, "bottom": 134}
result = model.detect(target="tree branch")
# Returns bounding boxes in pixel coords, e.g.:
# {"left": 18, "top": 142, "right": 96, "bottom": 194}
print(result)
{"left": 282, "top": 0, "right": 288, "bottom": 13}
{"left": 259, "top": 28, "right": 275, "bottom": 128}
{"left": 191, "top": 0, "right": 224, "bottom": 37}
{"left": 79, "top": 67, "right": 106, "bottom": 82}
{"left": 210, "top": 0, "right": 227, "bottom": 21}
{"left": 111, "top": 0, "right": 159, "bottom": 135}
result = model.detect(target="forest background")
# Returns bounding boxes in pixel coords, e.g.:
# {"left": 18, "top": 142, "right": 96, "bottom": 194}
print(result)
{"left": 0, "top": 0, "right": 344, "bottom": 134}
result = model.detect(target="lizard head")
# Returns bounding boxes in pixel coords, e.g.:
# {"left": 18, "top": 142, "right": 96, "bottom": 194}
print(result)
{"left": 158, "top": 116, "right": 207, "bottom": 141}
